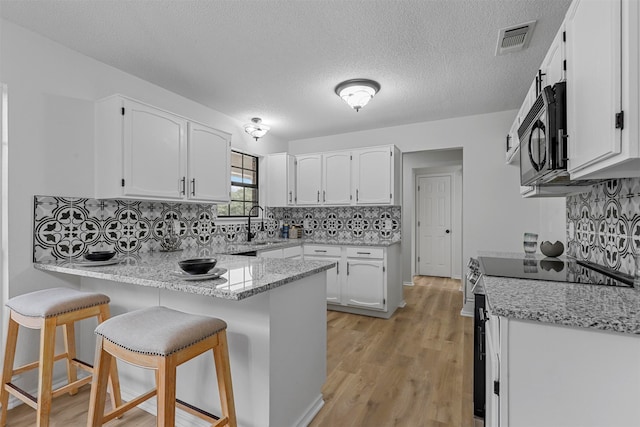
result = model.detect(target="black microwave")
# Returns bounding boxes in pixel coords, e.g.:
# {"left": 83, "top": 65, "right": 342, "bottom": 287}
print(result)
{"left": 519, "top": 82, "right": 567, "bottom": 186}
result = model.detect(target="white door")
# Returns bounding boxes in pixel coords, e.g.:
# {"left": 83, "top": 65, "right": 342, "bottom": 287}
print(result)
{"left": 345, "top": 259, "right": 384, "bottom": 309}
{"left": 187, "top": 122, "right": 230, "bottom": 202}
{"left": 123, "top": 99, "right": 186, "bottom": 199}
{"left": 323, "top": 152, "right": 351, "bottom": 205}
{"left": 296, "top": 154, "right": 322, "bottom": 205}
{"left": 417, "top": 175, "right": 452, "bottom": 277}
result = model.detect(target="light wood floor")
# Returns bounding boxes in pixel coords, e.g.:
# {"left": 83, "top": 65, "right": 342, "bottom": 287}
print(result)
{"left": 5, "top": 276, "right": 474, "bottom": 427}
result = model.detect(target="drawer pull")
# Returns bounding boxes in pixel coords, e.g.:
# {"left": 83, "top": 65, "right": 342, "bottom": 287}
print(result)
{"left": 357, "top": 251, "right": 371, "bottom": 255}
{"left": 314, "top": 250, "right": 327, "bottom": 253}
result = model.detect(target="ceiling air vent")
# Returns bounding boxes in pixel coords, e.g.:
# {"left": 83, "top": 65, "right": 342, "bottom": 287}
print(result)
{"left": 495, "top": 20, "right": 536, "bottom": 55}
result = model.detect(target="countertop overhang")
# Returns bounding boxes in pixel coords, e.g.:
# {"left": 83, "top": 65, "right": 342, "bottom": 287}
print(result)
{"left": 35, "top": 249, "right": 335, "bottom": 301}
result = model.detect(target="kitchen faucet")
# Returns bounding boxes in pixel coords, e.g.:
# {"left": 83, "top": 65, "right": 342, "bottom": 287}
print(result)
{"left": 247, "top": 205, "right": 265, "bottom": 242}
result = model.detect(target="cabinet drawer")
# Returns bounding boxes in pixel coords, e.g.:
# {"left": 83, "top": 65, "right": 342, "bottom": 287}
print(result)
{"left": 346, "top": 247, "right": 384, "bottom": 259}
{"left": 282, "top": 245, "right": 302, "bottom": 258}
{"left": 304, "top": 245, "right": 341, "bottom": 257}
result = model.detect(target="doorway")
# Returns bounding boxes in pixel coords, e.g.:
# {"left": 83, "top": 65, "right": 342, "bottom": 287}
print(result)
{"left": 415, "top": 173, "right": 453, "bottom": 277}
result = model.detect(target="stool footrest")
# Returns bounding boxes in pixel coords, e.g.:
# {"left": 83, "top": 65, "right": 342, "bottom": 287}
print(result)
{"left": 70, "top": 358, "right": 93, "bottom": 373}
{"left": 51, "top": 376, "right": 93, "bottom": 398}
{"left": 4, "top": 382, "right": 37, "bottom": 409}
{"left": 176, "top": 398, "right": 222, "bottom": 423}
{"left": 102, "top": 388, "right": 157, "bottom": 423}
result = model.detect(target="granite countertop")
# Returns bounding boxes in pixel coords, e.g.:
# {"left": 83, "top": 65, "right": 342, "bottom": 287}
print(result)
{"left": 478, "top": 253, "right": 640, "bottom": 335}
{"left": 34, "top": 250, "right": 335, "bottom": 301}
{"left": 221, "top": 238, "right": 400, "bottom": 252}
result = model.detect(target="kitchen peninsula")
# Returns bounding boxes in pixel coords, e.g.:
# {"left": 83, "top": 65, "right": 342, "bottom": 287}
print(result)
{"left": 35, "top": 250, "right": 335, "bottom": 427}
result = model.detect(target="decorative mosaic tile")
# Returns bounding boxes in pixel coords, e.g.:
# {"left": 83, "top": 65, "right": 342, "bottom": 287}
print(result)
{"left": 34, "top": 196, "right": 220, "bottom": 261}
{"left": 269, "top": 205, "right": 401, "bottom": 244}
{"left": 566, "top": 177, "right": 640, "bottom": 275}
{"left": 34, "top": 196, "right": 402, "bottom": 261}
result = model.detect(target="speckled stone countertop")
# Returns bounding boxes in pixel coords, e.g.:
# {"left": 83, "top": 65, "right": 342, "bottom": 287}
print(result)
{"left": 478, "top": 253, "right": 640, "bottom": 335}
{"left": 219, "top": 238, "right": 399, "bottom": 253}
{"left": 34, "top": 250, "right": 335, "bottom": 301}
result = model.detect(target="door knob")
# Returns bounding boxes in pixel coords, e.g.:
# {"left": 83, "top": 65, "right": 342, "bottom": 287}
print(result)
{"left": 445, "top": 229, "right": 450, "bottom": 234}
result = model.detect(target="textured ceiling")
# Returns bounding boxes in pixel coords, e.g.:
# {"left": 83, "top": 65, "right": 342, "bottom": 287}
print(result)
{"left": 0, "top": 0, "right": 572, "bottom": 141}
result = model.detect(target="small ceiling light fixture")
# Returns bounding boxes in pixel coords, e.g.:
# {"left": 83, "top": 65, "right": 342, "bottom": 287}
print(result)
{"left": 334, "top": 79, "right": 381, "bottom": 112}
{"left": 244, "top": 117, "right": 270, "bottom": 141}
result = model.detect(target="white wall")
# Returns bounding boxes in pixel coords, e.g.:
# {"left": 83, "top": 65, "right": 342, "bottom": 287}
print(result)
{"left": 289, "top": 111, "right": 567, "bottom": 299}
{"left": 0, "top": 20, "right": 288, "bottom": 395}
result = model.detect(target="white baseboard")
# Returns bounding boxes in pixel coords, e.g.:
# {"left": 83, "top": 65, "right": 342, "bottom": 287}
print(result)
{"left": 403, "top": 281, "right": 414, "bottom": 287}
{"left": 293, "top": 394, "right": 324, "bottom": 427}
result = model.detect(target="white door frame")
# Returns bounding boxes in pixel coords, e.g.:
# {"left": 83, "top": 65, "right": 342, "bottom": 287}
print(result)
{"left": 411, "top": 168, "right": 461, "bottom": 279}
{"left": 1, "top": 83, "right": 8, "bottom": 359}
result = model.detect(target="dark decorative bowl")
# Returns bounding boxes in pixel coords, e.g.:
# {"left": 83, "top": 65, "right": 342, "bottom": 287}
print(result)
{"left": 540, "top": 241, "right": 565, "bottom": 258}
{"left": 84, "top": 251, "right": 116, "bottom": 262}
{"left": 178, "top": 258, "right": 217, "bottom": 275}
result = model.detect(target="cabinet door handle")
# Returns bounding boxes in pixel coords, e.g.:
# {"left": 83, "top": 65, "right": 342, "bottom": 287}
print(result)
{"left": 356, "top": 189, "right": 359, "bottom": 202}
{"left": 289, "top": 191, "right": 292, "bottom": 203}
{"left": 191, "top": 178, "right": 196, "bottom": 196}
{"left": 323, "top": 190, "right": 326, "bottom": 202}
{"left": 347, "top": 262, "right": 350, "bottom": 275}
{"left": 180, "top": 177, "right": 186, "bottom": 195}
{"left": 317, "top": 191, "right": 320, "bottom": 203}
{"left": 336, "top": 262, "right": 339, "bottom": 275}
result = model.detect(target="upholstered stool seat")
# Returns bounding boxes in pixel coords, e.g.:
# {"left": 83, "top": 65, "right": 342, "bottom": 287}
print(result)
{"left": 88, "top": 306, "right": 236, "bottom": 427}
{"left": 0, "top": 287, "right": 121, "bottom": 427}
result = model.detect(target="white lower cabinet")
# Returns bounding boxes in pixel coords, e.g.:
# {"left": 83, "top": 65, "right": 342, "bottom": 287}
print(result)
{"left": 486, "top": 309, "right": 640, "bottom": 427}
{"left": 303, "top": 243, "right": 401, "bottom": 318}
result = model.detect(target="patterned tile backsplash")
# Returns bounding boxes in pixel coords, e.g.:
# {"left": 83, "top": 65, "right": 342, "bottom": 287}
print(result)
{"left": 33, "top": 196, "right": 401, "bottom": 261}
{"left": 566, "top": 178, "right": 640, "bottom": 275}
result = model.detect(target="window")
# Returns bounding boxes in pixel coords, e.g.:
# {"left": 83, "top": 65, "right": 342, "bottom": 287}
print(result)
{"left": 217, "top": 151, "right": 259, "bottom": 217}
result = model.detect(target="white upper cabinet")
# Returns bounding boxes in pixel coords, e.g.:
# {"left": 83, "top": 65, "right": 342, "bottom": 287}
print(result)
{"left": 540, "top": 25, "right": 566, "bottom": 88}
{"left": 187, "top": 122, "right": 231, "bottom": 202}
{"left": 265, "top": 153, "right": 296, "bottom": 206}
{"left": 352, "top": 146, "right": 396, "bottom": 205}
{"left": 122, "top": 99, "right": 187, "bottom": 200}
{"left": 290, "top": 145, "right": 400, "bottom": 207}
{"left": 566, "top": 0, "right": 640, "bottom": 179}
{"left": 322, "top": 151, "right": 351, "bottom": 205}
{"left": 296, "top": 154, "right": 322, "bottom": 205}
{"left": 95, "top": 95, "right": 231, "bottom": 202}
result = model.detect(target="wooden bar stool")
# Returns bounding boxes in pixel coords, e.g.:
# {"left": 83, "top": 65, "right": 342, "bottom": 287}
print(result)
{"left": 87, "top": 306, "right": 237, "bottom": 427}
{"left": 0, "top": 287, "right": 122, "bottom": 427}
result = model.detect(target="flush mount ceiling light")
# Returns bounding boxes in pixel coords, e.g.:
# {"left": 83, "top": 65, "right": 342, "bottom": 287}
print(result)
{"left": 244, "top": 117, "right": 270, "bottom": 141}
{"left": 334, "top": 79, "right": 381, "bottom": 112}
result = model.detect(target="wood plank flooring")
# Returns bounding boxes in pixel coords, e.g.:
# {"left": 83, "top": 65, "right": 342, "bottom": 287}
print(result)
{"left": 310, "top": 275, "right": 474, "bottom": 427}
{"left": 4, "top": 276, "right": 474, "bottom": 427}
